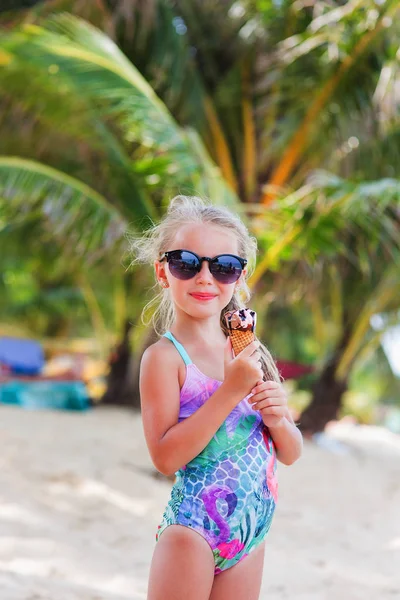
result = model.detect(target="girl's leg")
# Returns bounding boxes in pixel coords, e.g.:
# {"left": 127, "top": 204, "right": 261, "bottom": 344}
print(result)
{"left": 147, "top": 525, "right": 215, "bottom": 600}
{"left": 208, "top": 542, "right": 266, "bottom": 600}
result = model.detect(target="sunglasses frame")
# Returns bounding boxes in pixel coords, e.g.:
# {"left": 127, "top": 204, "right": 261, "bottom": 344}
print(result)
{"left": 159, "top": 249, "right": 247, "bottom": 283}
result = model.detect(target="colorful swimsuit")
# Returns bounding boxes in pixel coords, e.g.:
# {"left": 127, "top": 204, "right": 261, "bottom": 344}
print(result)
{"left": 156, "top": 331, "right": 278, "bottom": 574}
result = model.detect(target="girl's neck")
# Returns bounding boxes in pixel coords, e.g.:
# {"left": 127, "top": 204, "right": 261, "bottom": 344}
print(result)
{"left": 171, "top": 311, "right": 225, "bottom": 346}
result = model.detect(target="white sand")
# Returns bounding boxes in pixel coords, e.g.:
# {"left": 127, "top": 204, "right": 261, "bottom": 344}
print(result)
{"left": 0, "top": 405, "right": 399, "bottom": 600}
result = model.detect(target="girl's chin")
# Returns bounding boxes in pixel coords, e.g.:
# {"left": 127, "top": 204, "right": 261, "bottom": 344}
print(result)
{"left": 182, "top": 303, "right": 223, "bottom": 318}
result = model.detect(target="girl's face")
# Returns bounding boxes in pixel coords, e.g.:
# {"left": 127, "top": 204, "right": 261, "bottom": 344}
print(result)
{"left": 155, "top": 222, "right": 246, "bottom": 320}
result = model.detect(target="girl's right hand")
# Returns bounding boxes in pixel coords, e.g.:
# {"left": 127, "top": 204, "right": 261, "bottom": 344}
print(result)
{"left": 223, "top": 337, "right": 263, "bottom": 399}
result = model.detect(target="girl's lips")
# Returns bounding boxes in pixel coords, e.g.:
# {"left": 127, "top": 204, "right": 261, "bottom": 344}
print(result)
{"left": 190, "top": 293, "right": 217, "bottom": 301}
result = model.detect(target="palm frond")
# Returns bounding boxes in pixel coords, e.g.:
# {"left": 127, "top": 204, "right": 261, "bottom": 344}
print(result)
{"left": 249, "top": 171, "right": 400, "bottom": 287}
{"left": 254, "top": 0, "right": 400, "bottom": 201}
{"left": 336, "top": 266, "right": 400, "bottom": 379}
{"left": 0, "top": 156, "right": 128, "bottom": 263}
{"left": 1, "top": 13, "right": 238, "bottom": 205}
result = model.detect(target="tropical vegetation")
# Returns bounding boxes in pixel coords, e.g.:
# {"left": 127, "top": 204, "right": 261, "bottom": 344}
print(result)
{"left": 1, "top": 0, "right": 399, "bottom": 432}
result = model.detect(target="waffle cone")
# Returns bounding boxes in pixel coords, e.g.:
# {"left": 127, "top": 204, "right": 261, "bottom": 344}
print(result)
{"left": 229, "top": 329, "right": 255, "bottom": 357}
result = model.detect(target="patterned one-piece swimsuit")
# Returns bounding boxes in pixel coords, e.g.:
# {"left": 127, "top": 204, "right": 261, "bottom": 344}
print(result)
{"left": 156, "top": 331, "right": 278, "bottom": 574}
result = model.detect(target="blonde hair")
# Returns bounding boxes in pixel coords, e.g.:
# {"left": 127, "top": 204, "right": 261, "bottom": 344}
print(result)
{"left": 130, "top": 195, "right": 281, "bottom": 382}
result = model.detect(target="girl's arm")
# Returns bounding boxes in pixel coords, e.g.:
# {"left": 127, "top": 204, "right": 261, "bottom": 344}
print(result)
{"left": 249, "top": 381, "right": 303, "bottom": 465}
{"left": 268, "top": 415, "right": 303, "bottom": 465}
{"left": 140, "top": 344, "right": 241, "bottom": 476}
{"left": 140, "top": 339, "right": 261, "bottom": 476}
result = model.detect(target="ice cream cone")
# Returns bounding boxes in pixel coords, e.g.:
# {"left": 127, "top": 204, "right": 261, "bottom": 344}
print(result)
{"left": 224, "top": 308, "right": 257, "bottom": 357}
{"left": 229, "top": 329, "right": 256, "bottom": 356}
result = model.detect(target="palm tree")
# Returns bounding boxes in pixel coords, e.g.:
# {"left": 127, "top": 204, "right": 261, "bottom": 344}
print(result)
{"left": 0, "top": 9, "right": 239, "bottom": 406}
{"left": 249, "top": 173, "right": 400, "bottom": 432}
{"left": 1, "top": 2, "right": 399, "bottom": 429}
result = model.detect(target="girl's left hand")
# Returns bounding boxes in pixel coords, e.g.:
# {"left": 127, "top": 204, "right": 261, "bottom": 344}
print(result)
{"left": 249, "top": 380, "right": 288, "bottom": 428}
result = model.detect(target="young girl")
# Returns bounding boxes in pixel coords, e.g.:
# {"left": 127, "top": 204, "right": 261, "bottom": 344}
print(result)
{"left": 132, "top": 196, "right": 302, "bottom": 600}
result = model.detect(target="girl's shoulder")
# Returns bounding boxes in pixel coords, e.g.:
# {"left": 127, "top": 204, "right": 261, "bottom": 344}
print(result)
{"left": 140, "top": 336, "right": 186, "bottom": 387}
{"left": 141, "top": 335, "right": 177, "bottom": 365}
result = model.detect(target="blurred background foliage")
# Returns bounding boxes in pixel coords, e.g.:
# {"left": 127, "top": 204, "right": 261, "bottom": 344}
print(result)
{"left": 0, "top": 0, "right": 399, "bottom": 432}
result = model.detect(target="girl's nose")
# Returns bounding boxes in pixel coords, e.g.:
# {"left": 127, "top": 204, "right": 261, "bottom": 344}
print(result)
{"left": 195, "top": 260, "right": 213, "bottom": 283}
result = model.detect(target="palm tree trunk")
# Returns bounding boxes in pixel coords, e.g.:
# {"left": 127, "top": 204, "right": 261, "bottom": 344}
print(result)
{"left": 100, "top": 319, "right": 158, "bottom": 409}
{"left": 299, "top": 325, "right": 352, "bottom": 434}
{"left": 298, "top": 362, "right": 348, "bottom": 435}
{"left": 100, "top": 319, "right": 138, "bottom": 408}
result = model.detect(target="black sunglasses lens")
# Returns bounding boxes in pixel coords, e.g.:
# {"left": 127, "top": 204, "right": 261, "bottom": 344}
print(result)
{"left": 168, "top": 251, "right": 200, "bottom": 280}
{"left": 210, "top": 255, "right": 243, "bottom": 283}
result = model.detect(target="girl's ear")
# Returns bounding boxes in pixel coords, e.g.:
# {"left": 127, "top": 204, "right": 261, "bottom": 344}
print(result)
{"left": 154, "top": 260, "right": 169, "bottom": 288}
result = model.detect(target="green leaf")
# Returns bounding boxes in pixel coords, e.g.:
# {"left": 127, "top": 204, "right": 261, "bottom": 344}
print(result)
{"left": 0, "top": 156, "right": 128, "bottom": 263}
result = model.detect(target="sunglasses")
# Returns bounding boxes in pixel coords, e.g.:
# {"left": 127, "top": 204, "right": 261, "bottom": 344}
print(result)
{"left": 159, "top": 249, "right": 247, "bottom": 284}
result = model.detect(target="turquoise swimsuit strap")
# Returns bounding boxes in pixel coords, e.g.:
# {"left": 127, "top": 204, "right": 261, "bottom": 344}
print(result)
{"left": 163, "top": 331, "right": 192, "bottom": 366}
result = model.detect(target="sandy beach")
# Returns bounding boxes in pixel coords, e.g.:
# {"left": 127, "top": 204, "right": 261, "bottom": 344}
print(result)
{"left": 0, "top": 405, "right": 399, "bottom": 600}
